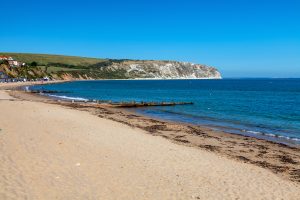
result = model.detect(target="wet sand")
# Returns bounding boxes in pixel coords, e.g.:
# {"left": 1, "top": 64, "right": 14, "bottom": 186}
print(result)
{"left": 1, "top": 83, "right": 300, "bottom": 199}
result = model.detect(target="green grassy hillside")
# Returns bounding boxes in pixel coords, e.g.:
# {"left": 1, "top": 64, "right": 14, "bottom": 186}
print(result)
{"left": 0, "top": 52, "right": 129, "bottom": 79}
{"left": 0, "top": 52, "right": 107, "bottom": 66}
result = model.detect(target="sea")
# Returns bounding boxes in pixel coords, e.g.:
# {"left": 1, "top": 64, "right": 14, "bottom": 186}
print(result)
{"left": 30, "top": 79, "right": 300, "bottom": 145}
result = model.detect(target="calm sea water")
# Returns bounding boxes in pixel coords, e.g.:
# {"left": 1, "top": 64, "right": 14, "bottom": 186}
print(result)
{"left": 30, "top": 79, "right": 300, "bottom": 145}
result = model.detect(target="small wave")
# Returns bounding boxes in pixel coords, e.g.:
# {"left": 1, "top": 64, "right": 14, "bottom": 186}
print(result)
{"left": 245, "top": 130, "right": 261, "bottom": 134}
{"left": 264, "top": 133, "right": 277, "bottom": 137}
{"left": 290, "top": 137, "right": 300, "bottom": 142}
{"left": 47, "top": 94, "right": 88, "bottom": 101}
{"left": 244, "top": 130, "right": 300, "bottom": 143}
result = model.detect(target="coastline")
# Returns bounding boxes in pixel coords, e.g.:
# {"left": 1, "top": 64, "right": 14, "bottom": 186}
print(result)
{"left": 28, "top": 80, "right": 300, "bottom": 147}
{"left": 6, "top": 82, "right": 300, "bottom": 183}
{"left": 132, "top": 108, "right": 300, "bottom": 147}
{"left": 0, "top": 80, "right": 67, "bottom": 90}
{"left": 1, "top": 81, "right": 300, "bottom": 199}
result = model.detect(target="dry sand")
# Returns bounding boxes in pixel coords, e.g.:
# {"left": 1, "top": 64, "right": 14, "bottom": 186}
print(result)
{"left": 0, "top": 89, "right": 300, "bottom": 199}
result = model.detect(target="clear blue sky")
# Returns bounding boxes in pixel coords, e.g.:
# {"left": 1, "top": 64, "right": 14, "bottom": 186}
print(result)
{"left": 1, "top": 0, "right": 300, "bottom": 77}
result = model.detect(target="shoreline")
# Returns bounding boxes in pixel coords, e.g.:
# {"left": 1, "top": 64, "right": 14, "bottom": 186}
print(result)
{"left": 132, "top": 108, "right": 300, "bottom": 147}
{"left": 0, "top": 80, "right": 67, "bottom": 90}
{"left": 1, "top": 81, "right": 300, "bottom": 199}
{"left": 28, "top": 81, "right": 300, "bottom": 147}
{"left": 5, "top": 82, "right": 300, "bottom": 183}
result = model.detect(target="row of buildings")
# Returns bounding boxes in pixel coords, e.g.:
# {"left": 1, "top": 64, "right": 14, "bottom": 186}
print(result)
{"left": 0, "top": 56, "right": 25, "bottom": 67}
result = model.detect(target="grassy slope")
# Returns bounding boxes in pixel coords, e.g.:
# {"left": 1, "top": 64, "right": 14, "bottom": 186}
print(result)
{"left": 39, "top": 66, "right": 83, "bottom": 73}
{"left": 0, "top": 52, "right": 107, "bottom": 66}
{"left": 0, "top": 53, "right": 130, "bottom": 79}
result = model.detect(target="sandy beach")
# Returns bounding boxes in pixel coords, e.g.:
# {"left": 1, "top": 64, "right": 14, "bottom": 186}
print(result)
{"left": 1, "top": 83, "right": 300, "bottom": 199}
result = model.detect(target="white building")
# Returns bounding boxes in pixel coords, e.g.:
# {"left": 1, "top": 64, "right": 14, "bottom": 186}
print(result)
{"left": 0, "top": 56, "right": 26, "bottom": 67}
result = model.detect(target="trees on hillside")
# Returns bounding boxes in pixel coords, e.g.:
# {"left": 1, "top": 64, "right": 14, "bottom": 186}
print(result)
{"left": 30, "top": 61, "right": 38, "bottom": 67}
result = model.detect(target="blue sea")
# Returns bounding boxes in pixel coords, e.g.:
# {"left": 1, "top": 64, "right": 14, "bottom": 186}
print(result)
{"left": 30, "top": 79, "right": 300, "bottom": 145}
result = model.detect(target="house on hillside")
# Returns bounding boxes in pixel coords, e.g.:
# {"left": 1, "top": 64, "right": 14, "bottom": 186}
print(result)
{"left": 8, "top": 60, "right": 23, "bottom": 67}
{"left": 0, "top": 56, "right": 13, "bottom": 61}
{"left": 0, "top": 55, "right": 25, "bottom": 67}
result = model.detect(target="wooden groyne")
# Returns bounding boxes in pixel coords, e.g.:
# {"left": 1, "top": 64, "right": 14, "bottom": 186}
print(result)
{"left": 110, "top": 101, "right": 193, "bottom": 108}
{"left": 29, "top": 90, "right": 64, "bottom": 94}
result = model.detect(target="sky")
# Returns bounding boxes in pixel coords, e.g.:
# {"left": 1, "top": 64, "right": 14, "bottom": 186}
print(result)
{"left": 1, "top": 0, "right": 300, "bottom": 78}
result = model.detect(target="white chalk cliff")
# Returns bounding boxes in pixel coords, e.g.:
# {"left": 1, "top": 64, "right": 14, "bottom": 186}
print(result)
{"left": 106, "top": 60, "right": 222, "bottom": 79}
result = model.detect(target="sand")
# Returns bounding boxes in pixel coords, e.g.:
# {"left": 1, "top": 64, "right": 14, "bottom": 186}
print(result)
{"left": 9, "top": 89, "right": 300, "bottom": 183}
{"left": 0, "top": 80, "right": 65, "bottom": 90}
{"left": 0, "top": 88, "right": 300, "bottom": 199}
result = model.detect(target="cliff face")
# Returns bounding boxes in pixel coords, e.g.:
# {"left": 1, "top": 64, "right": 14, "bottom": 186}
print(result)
{"left": 100, "top": 61, "right": 222, "bottom": 79}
